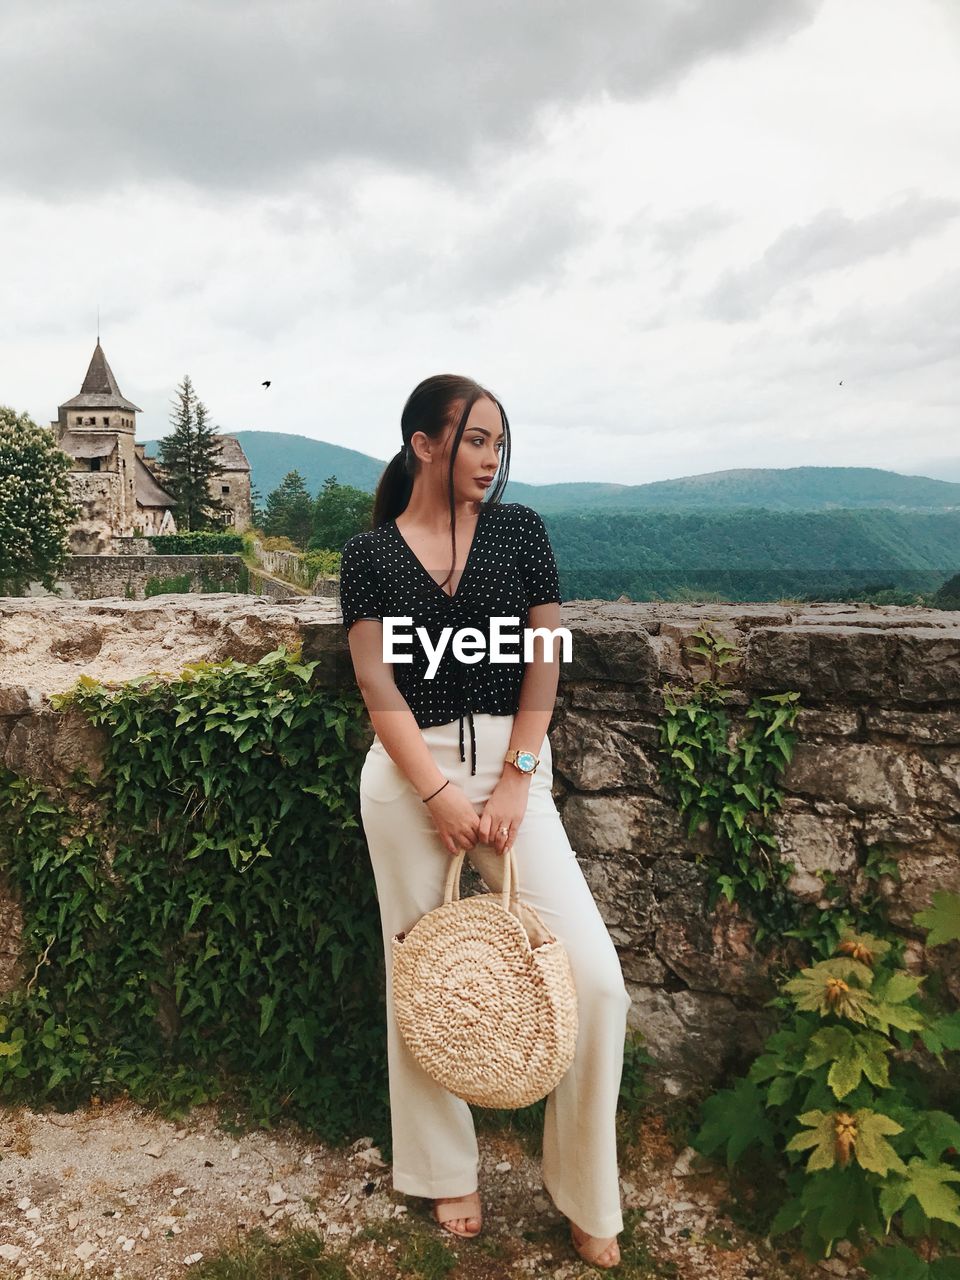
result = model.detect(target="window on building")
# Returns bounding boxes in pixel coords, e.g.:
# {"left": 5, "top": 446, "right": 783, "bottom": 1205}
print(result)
{"left": 221, "top": 484, "right": 230, "bottom": 494}
{"left": 90, "top": 458, "right": 101, "bottom": 472}
{"left": 76, "top": 416, "right": 83, "bottom": 425}
{"left": 103, "top": 417, "right": 110, "bottom": 426}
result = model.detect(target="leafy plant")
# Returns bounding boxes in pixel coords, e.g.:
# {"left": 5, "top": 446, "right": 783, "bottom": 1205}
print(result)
{"left": 656, "top": 623, "right": 802, "bottom": 942}
{"left": 0, "top": 646, "right": 390, "bottom": 1149}
{"left": 694, "top": 916, "right": 960, "bottom": 1271}
{"left": 0, "top": 404, "right": 79, "bottom": 593}
{"left": 150, "top": 531, "right": 246, "bottom": 555}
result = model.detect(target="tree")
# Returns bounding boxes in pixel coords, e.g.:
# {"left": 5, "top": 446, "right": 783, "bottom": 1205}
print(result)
{"left": 308, "top": 476, "right": 374, "bottom": 551}
{"left": 0, "top": 406, "right": 79, "bottom": 594}
{"left": 250, "top": 480, "right": 266, "bottom": 531}
{"left": 157, "top": 375, "right": 229, "bottom": 532}
{"left": 262, "top": 470, "right": 314, "bottom": 547}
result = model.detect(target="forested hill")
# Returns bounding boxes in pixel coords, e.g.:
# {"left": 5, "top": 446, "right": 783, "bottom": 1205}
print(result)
{"left": 523, "top": 466, "right": 960, "bottom": 514}
{"left": 544, "top": 508, "right": 960, "bottom": 603}
{"left": 139, "top": 433, "right": 960, "bottom": 514}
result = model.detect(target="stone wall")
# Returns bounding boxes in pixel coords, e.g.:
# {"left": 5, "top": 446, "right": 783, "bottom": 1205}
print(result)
{"left": 108, "top": 536, "right": 156, "bottom": 555}
{"left": 248, "top": 539, "right": 339, "bottom": 596}
{"left": 1, "top": 595, "right": 958, "bottom": 1096}
{"left": 23, "top": 555, "right": 251, "bottom": 600}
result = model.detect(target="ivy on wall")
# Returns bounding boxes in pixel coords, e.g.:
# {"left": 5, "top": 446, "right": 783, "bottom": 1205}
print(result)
{"left": 0, "top": 646, "right": 391, "bottom": 1150}
{"left": 655, "top": 624, "right": 803, "bottom": 944}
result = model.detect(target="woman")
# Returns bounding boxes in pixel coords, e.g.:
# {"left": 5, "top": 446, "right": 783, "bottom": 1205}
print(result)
{"left": 339, "top": 374, "right": 631, "bottom": 1270}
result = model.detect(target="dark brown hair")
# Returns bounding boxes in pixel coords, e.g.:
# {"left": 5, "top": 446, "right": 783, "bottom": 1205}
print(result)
{"left": 370, "top": 374, "right": 512, "bottom": 593}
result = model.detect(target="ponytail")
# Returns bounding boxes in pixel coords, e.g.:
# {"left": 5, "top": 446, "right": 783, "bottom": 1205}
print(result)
{"left": 370, "top": 445, "right": 413, "bottom": 528}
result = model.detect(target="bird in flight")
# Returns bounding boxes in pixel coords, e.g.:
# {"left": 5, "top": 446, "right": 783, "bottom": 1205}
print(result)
{"left": 262, "top": 380, "right": 271, "bottom": 388}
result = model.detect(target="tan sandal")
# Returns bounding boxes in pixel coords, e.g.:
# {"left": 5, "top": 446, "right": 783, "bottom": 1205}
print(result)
{"left": 570, "top": 1221, "right": 621, "bottom": 1268}
{"left": 432, "top": 1189, "right": 482, "bottom": 1238}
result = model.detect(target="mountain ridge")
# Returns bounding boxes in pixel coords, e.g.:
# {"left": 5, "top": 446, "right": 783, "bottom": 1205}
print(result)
{"left": 139, "top": 432, "right": 960, "bottom": 513}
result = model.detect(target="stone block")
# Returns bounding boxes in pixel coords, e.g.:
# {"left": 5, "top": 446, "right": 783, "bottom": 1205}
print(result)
{"left": 551, "top": 711, "right": 664, "bottom": 792}
{"left": 0, "top": 685, "right": 43, "bottom": 715}
{"left": 561, "top": 793, "right": 689, "bottom": 862}
{"left": 3, "top": 709, "right": 106, "bottom": 787}
{"left": 555, "top": 615, "right": 659, "bottom": 685}
{"left": 866, "top": 708, "right": 960, "bottom": 745}
{"left": 783, "top": 741, "right": 917, "bottom": 813}
{"left": 795, "top": 706, "right": 861, "bottom": 738}
{"left": 769, "top": 806, "right": 859, "bottom": 901}
{"left": 744, "top": 625, "right": 900, "bottom": 698}
{"left": 897, "top": 629, "right": 960, "bottom": 702}
{"left": 626, "top": 985, "right": 776, "bottom": 1096}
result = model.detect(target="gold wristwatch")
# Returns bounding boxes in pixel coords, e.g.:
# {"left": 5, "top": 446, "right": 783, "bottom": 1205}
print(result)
{"left": 504, "top": 748, "right": 540, "bottom": 775}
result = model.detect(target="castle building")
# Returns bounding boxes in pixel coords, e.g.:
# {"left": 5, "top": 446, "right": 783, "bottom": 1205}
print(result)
{"left": 52, "top": 343, "right": 252, "bottom": 552}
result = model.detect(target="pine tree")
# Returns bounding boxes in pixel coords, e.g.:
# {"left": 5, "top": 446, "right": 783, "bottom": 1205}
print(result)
{"left": 262, "top": 470, "right": 313, "bottom": 547}
{"left": 0, "top": 406, "right": 79, "bottom": 593}
{"left": 157, "top": 375, "right": 228, "bottom": 532}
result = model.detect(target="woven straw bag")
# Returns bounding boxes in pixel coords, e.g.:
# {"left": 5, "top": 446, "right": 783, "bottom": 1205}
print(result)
{"left": 391, "top": 843, "right": 579, "bottom": 1109}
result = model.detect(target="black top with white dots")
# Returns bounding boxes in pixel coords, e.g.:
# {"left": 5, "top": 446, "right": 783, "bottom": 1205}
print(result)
{"left": 339, "top": 502, "right": 562, "bottom": 773}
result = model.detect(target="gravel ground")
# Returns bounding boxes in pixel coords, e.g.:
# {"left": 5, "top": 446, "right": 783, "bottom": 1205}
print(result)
{"left": 0, "top": 1097, "right": 864, "bottom": 1279}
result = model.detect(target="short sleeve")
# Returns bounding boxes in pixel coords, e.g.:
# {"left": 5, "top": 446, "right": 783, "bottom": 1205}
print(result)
{"left": 338, "top": 535, "right": 383, "bottom": 631}
{"left": 519, "top": 506, "right": 562, "bottom": 606}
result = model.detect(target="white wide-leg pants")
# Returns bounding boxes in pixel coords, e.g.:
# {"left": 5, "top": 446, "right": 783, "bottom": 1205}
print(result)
{"left": 359, "top": 712, "right": 632, "bottom": 1237}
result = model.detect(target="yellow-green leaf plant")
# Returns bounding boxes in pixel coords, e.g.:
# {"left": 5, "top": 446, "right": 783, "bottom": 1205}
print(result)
{"left": 694, "top": 922, "right": 960, "bottom": 1271}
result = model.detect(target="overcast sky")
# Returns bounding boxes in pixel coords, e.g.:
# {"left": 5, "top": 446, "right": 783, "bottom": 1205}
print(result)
{"left": 2, "top": 0, "right": 959, "bottom": 487}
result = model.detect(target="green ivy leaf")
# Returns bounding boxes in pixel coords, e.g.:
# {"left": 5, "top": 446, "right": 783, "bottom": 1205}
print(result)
{"left": 694, "top": 1078, "right": 775, "bottom": 1168}
{"left": 879, "top": 1159, "right": 960, "bottom": 1230}
{"left": 865, "top": 1243, "right": 938, "bottom": 1280}
{"left": 911, "top": 1111, "right": 960, "bottom": 1164}
{"left": 854, "top": 1110, "right": 907, "bottom": 1177}
{"left": 787, "top": 1109, "right": 905, "bottom": 1176}
{"left": 258, "top": 993, "right": 277, "bottom": 1038}
{"left": 783, "top": 962, "right": 875, "bottom": 1023}
{"left": 914, "top": 892, "right": 960, "bottom": 947}
{"left": 803, "top": 1026, "right": 891, "bottom": 1099}
{"left": 786, "top": 1109, "right": 838, "bottom": 1170}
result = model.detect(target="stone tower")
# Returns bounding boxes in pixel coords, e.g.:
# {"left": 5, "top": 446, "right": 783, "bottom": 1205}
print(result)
{"left": 53, "top": 342, "right": 177, "bottom": 552}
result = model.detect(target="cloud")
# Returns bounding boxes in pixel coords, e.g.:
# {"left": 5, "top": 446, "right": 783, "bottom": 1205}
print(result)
{"left": 703, "top": 194, "right": 960, "bottom": 321}
{"left": 646, "top": 206, "right": 736, "bottom": 257}
{"left": 0, "top": 0, "right": 822, "bottom": 195}
{"left": 807, "top": 268, "right": 960, "bottom": 377}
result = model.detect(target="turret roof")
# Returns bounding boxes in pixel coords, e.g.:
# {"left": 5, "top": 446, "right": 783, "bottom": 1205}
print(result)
{"left": 59, "top": 342, "right": 142, "bottom": 413}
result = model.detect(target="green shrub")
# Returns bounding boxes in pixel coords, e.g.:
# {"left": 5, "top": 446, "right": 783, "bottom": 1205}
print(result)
{"left": 145, "top": 572, "right": 193, "bottom": 596}
{"left": 0, "top": 647, "right": 389, "bottom": 1149}
{"left": 150, "top": 531, "right": 245, "bottom": 555}
{"left": 693, "top": 905, "right": 960, "bottom": 1272}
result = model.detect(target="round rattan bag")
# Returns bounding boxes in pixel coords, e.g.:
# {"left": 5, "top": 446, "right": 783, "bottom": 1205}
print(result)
{"left": 391, "top": 844, "right": 579, "bottom": 1109}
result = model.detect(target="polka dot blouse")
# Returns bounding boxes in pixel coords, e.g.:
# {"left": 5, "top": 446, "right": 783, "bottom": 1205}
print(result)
{"left": 338, "top": 502, "right": 562, "bottom": 774}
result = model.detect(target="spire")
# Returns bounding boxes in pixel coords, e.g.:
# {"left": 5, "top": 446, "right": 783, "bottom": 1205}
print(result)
{"left": 80, "top": 341, "right": 124, "bottom": 399}
{"left": 59, "top": 341, "right": 142, "bottom": 414}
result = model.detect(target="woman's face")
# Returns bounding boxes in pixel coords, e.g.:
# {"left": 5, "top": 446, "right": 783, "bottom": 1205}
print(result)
{"left": 441, "top": 396, "right": 505, "bottom": 504}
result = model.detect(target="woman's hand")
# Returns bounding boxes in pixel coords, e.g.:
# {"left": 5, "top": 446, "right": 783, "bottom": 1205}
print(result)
{"left": 424, "top": 780, "right": 482, "bottom": 856}
{"left": 477, "top": 773, "right": 531, "bottom": 856}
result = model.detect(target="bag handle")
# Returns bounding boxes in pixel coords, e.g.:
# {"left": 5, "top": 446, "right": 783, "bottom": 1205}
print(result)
{"left": 443, "top": 845, "right": 522, "bottom": 919}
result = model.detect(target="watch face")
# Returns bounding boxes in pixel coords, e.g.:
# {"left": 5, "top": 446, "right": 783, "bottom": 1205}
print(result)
{"left": 517, "top": 751, "right": 536, "bottom": 773}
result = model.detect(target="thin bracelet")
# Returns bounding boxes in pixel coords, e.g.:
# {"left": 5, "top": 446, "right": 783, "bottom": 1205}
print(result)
{"left": 422, "top": 779, "right": 449, "bottom": 803}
